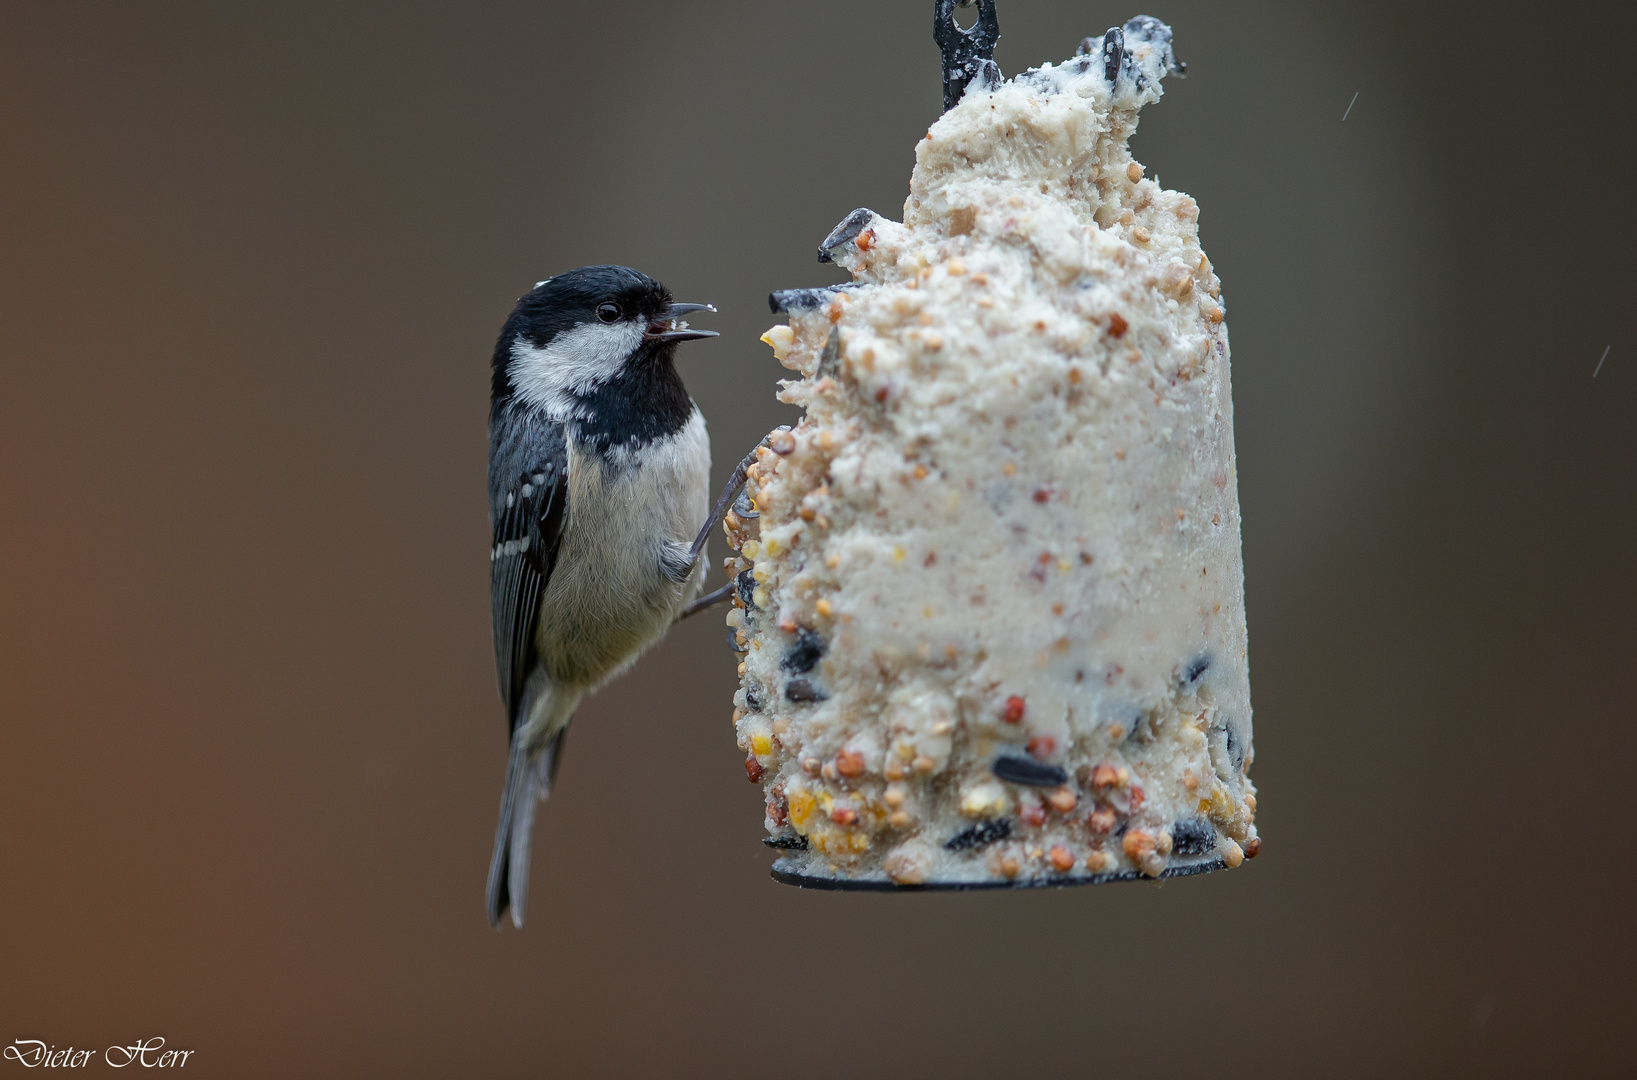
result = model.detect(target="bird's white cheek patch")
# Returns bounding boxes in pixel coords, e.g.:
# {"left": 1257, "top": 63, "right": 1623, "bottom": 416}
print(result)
{"left": 510, "top": 320, "right": 644, "bottom": 414}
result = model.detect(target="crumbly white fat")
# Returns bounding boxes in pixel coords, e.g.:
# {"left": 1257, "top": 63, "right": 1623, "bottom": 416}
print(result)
{"left": 729, "top": 34, "right": 1256, "bottom": 886}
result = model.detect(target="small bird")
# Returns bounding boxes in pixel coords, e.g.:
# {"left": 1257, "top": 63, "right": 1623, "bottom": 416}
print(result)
{"left": 485, "top": 264, "right": 728, "bottom": 928}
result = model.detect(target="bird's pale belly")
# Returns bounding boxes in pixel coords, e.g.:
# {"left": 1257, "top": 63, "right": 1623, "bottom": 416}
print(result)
{"left": 534, "top": 416, "right": 710, "bottom": 689}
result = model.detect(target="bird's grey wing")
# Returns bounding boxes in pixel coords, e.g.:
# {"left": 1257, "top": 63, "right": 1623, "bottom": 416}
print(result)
{"left": 490, "top": 436, "right": 569, "bottom": 733}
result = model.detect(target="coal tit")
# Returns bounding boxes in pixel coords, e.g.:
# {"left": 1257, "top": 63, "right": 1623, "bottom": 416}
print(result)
{"left": 485, "top": 265, "right": 733, "bottom": 929}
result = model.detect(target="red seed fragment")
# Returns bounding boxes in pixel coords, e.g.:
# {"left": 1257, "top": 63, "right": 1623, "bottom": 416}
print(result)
{"left": 1108, "top": 313, "right": 1129, "bottom": 338}
{"left": 1090, "top": 763, "right": 1119, "bottom": 791}
{"left": 1021, "top": 801, "right": 1047, "bottom": 827}
{"left": 835, "top": 750, "right": 865, "bottom": 778}
{"left": 875, "top": 386, "right": 890, "bottom": 403}
{"left": 1002, "top": 696, "right": 1026, "bottom": 724}
{"left": 830, "top": 807, "right": 857, "bottom": 826}
{"left": 1032, "top": 488, "right": 1050, "bottom": 503}
{"left": 1087, "top": 804, "right": 1119, "bottom": 834}
{"left": 1244, "top": 837, "right": 1262, "bottom": 859}
{"left": 1127, "top": 785, "right": 1146, "bottom": 812}
{"left": 745, "top": 754, "right": 765, "bottom": 783}
{"left": 1026, "top": 735, "right": 1057, "bottom": 760}
{"left": 1122, "top": 829, "right": 1156, "bottom": 860}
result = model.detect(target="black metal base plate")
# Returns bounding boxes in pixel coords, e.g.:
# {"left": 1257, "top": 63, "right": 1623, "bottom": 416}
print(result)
{"left": 770, "top": 855, "right": 1227, "bottom": 891}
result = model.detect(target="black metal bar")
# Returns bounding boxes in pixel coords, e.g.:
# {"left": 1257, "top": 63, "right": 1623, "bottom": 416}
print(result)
{"left": 933, "top": 1, "right": 1001, "bottom": 112}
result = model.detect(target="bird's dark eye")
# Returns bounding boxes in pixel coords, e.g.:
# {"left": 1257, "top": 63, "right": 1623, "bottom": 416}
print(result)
{"left": 596, "top": 302, "right": 621, "bottom": 323}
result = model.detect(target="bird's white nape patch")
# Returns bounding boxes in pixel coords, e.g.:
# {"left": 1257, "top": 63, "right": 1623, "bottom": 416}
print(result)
{"left": 509, "top": 320, "right": 644, "bottom": 416}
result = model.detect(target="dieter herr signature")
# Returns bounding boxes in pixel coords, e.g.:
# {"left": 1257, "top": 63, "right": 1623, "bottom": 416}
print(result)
{"left": 4, "top": 1039, "right": 194, "bottom": 1068}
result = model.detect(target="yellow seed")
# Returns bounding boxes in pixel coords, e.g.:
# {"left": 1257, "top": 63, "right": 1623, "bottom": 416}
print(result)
{"left": 815, "top": 598, "right": 833, "bottom": 618}
{"left": 893, "top": 547, "right": 906, "bottom": 562}
{"left": 755, "top": 488, "right": 773, "bottom": 511}
{"left": 763, "top": 537, "right": 781, "bottom": 557}
{"left": 913, "top": 464, "right": 929, "bottom": 479}
{"left": 825, "top": 553, "right": 841, "bottom": 570}
{"left": 849, "top": 832, "right": 871, "bottom": 853}
{"left": 740, "top": 540, "right": 761, "bottom": 560}
{"left": 913, "top": 755, "right": 935, "bottom": 774}
{"left": 1133, "top": 225, "right": 1151, "bottom": 243}
{"left": 1000, "top": 856, "right": 1021, "bottom": 878}
{"left": 760, "top": 324, "right": 796, "bottom": 360}
{"left": 752, "top": 566, "right": 770, "bottom": 583}
{"left": 751, "top": 587, "right": 770, "bottom": 608}
{"left": 1222, "top": 839, "right": 1244, "bottom": 868}
{"left": 1126, "top": 161, "right": 1143, "bottom": 183}
{"left": 1003, "top": 462, "right": 1016, "bottom": 476}
{"left": 896, "top": 742, "right": 915, "bottom": 760}
{"left": 883, "top": 784, "right": 907, "bottom": 807}
{"left": 788, "top": 790, "right": 815, "bottom": 827}
{"left": 946, "top": 258, "right": 967, "bottom": 275}
{"left": 751, "top": 733, "right": 772, "bottom": 756}
{"left": 889, "top": 809, "right": 911, "bottom": 828}
{"left": 1057, "top": 559, "right": 1072, "bottom": 572}
{"left": 924, "top": 331, "right": 944, "bottom": 350}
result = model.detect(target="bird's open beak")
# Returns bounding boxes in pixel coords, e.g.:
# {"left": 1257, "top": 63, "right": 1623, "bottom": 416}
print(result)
{"left": 646, "top": 302, "right": 719, "bottom": 343}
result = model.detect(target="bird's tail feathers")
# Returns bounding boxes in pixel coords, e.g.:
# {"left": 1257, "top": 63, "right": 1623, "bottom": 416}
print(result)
{"left": 485, "top": 725, "right": 568, "bottom": 929}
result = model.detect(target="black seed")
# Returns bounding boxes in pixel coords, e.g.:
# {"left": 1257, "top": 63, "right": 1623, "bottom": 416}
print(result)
{"left": 786, "top": 678, "right": 826, "bottom": 703}
{"left": 1170, "top": 817, "right": 1216, "bottom": 856}
{"left": 944, "top": 818, "right": 1013, "bottom": 852}
{"left": 818, "top": 327, "right": 842, "bottom": 377}
{"left": 744, "top": 683, "right": 764, "bottom": 712}
{"left": 763, "top": 833, "right": 810, "bottom": 850}
{"left": 1181, "top": 653, "right": 1211, "bottom": 687}
{"left": 1122, "top": 15, "right": 1185, "bottom": 78}
{"left": 1101, "top": 26, "right": 1125, "bottom": 87}
{"left": 992, "top": 755, "right": 1069, "bottom": 788}
{"left": 781, "top": 629, "right": 825, "bottom": 674}
{"left": 816, "top": 208, "right": 876, "bottom": 263}
{"left": 736, "top": 569, "right": 759, "bottom": 609}
{"left": 1225, "top": 722, "right": 1244, "bottom": 770}
{"left": 769, "top": 286, "right": 844, "bottom": 314}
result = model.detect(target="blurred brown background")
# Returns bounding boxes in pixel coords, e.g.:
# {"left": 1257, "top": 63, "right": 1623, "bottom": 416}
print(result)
{"left": 1, "top": 1, "right": 1632, "bottom": 1075}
